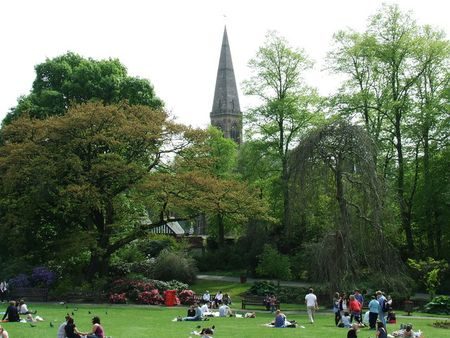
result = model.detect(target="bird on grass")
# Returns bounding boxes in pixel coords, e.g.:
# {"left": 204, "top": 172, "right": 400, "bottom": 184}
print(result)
{"left": 88, "top": 311, "right": 91, "bottom": 314}
{"left": 50, "top": 322, "right": 54, "bottom": 327}
{"left": 30, "top": 323, "right": 36, "bottom": 327}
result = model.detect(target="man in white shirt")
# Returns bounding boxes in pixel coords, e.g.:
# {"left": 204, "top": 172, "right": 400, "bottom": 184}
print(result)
{"left": 305, "top": 288, "right": 318, "bottom": 323}
{"left": 202, "top": 290, "right": 211, "bottom": 305}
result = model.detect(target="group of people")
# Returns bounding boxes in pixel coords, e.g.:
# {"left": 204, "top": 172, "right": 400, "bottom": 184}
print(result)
{"left": 1, "top": 299, "right": 37, "bottom": 322}
{"left": 263, "top": 294, "right": 278, "bottom": 312}
{"left": 179, "top": 301, "right": 235, "bottom": 321}
{"left": 201, "top": 290, "right": 231, "bottom": 309}
{"left": 57, "top": 315, "right": 105, "bottom": 338}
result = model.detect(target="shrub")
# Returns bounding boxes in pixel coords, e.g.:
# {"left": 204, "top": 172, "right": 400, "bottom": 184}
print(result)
{"left": 424, "top": 295, "right": 450, "bottom": 315}
{"left": 109, "top": 293, "right": 127, "bottom": 304}
{"left": 248, "top": 281, "right": 278, "bottom": 296}
{"left": 152, "top": 249, "right": 198, "bottom": 284}
{"left": 9, "top": 273, "right": 31, "bottom": 288}
{"left": 31, "top": 266, "right": 56, "bottom": 287}
{"left": 138, "top": 290, "right": 164, "bottom": 305}
{"left": 256, "top": 244, "right": 291, "bottom": 280}
{"left": 178, "top": 289, "right": 196, "bottom": 305}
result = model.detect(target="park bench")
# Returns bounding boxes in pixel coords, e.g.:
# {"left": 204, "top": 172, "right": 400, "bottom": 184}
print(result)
{"left": 9, "top": 287, "right": 49, "bottom": 302}
{"left": 241, "top": 295, "right": 280, "bottom": 310}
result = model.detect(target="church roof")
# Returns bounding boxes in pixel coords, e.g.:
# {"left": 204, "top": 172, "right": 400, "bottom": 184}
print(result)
{"left": 211, "top": 27, "right": 241, "bottom": 117}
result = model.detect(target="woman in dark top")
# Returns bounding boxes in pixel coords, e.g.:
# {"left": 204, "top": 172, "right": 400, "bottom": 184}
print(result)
{"left": 65, "top": 317, "right": 83, "bottom": 338}
{"left": 2, "top": 301, "right": 20, "bottom": 322}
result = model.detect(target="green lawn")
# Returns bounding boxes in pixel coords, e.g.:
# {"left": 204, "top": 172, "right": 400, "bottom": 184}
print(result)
{"left": 1, "top": 303, "right": 448, "bottom": 338}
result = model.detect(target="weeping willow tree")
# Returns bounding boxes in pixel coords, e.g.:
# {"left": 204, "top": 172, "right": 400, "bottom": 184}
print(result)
{"left": 289, "top": 120, "right": 410, "bottom": 292}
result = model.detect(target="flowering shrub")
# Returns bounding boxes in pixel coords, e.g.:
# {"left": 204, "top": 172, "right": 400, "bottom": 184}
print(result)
{"left": 9, "top": 274, "right": 31, "bottom": 288}
{"left": 178, "top": 289, "right": 196, "bottom": 305}
{"left": 137, "top": 290, "right": 164, "bottom": 305}
{"left": 109, "top": 293, "right": 127, "bottom": 304}
{"left": 31, "top": 267, "right": 56, "bottom": 287}
{"left": 158, "top": 280, "right": 189, "bottom": 292}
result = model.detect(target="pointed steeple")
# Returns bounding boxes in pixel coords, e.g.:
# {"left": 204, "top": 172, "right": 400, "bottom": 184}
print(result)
{"left": 210, "top": 26, "right": 242, "bottom": 144}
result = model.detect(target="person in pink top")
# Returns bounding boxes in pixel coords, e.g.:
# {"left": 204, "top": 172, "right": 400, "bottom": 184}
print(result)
{"left": 84, "top": 316, "right": 105, "bottom": 338}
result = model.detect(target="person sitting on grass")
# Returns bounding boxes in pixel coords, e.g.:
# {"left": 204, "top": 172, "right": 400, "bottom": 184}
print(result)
{"left": 376, "top": 321, "right": 388, "bottom": 338}
{"left": 201, "top": 327, "right": 214, "bottom": 337}
{"left": 2, "top": 301, "right": 20, "bottom": 322}
{"left": 187, "top": 305, "right": 196, "bottom": 317}
{"left": 19, "top": 299, "right": 38, "bottom": 315}
{"left": 218, "top": 304, "right": 233, "bottom": 317}
{"left": 0, "top": 325, "right": 9, "bottom": 338}
{"left": 271, "top": 309, "right": 297, "bottom": 328}
{"left": 180, "top": 303, "right": 203, "bottom": 321}
{"left": 64, "top": 317, "right": 83, "bottom": 338}
{"left": 347, "top": 323, "right": 359, "bottom": 338}
{"left": 339, "top": 312, "right": 351, "bottom": 328}
{"left": 57, "top": 315, "right": 71, "bottom": 338}
{"left": 82, "top": 316, "right": 105, "bottom": 338}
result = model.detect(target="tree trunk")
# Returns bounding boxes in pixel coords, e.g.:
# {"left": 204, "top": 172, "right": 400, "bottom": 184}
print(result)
{"left": 217, "top": 214, "right": 225, "bottom": 248}
{"left": 394, "top": 112, "right": 414, "bottom": 255}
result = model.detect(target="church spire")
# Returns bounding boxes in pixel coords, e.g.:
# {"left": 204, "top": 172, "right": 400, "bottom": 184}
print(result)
{"left": 210, "top": 26, "right": 242, "bottom": 144}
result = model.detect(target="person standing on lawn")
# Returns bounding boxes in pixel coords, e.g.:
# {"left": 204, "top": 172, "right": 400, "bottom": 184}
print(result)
{"left": 305, "top": 288, "right": 318, "bottom": 323}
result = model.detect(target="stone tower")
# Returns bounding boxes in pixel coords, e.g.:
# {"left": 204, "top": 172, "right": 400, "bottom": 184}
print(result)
{"left": 210, "top": 26, "right": 242, "bottom": 144}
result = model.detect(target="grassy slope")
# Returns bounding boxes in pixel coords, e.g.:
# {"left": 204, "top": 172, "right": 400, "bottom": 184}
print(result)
{"left": 0, "top": 303, "right": 448, "bottom": 338}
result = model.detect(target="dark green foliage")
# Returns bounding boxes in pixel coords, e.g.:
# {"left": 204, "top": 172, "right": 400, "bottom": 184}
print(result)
{"left": 248, "top": 281, "right": 278, "bottom": 296}
{"left": 424, "top": 296, "right": 450, "bottom": 315}
{"left": 256, "top": 244, "right": 291, "bottom": 280}
{"left": 152, "top": 249, "right": 198, "bottom": 284}
{"left": 3, "top": 52, "right": 163, "bottom": 125}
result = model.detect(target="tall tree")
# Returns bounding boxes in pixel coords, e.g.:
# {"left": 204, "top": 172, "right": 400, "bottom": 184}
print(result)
{"left": 243, "top": 31, "right": 322, "bottom": 237}
{"left": 3, "top": 52, "right": 163, "bottom": 125}
{"left": 327, "top": 4, "right": 449, "bottom": 256}
{"left": 0, "top": 102, "right": 190, "bottom": 279}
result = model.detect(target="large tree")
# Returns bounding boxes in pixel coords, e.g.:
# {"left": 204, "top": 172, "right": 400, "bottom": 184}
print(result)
{"left": 3, "top": 52, "right": 163, "bottom": 125}
{"left": 0, "top": 102, "right": 190, "bottom": 278}
{"left": 243, "top": 31, "right": 322, "bottom": 239}
{"left": 0, "top": 103, "right": 269, "bottom": 278}
{"left": 327, "top": 4, "right": 449, "bottom": 257}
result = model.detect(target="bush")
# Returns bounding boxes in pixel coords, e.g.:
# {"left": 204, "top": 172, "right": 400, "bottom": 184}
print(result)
{"left": 178, "top": 289, "right": 197, "bottom": 305}
{"left": 109, "top": 293, "right": 127, "bottom": 304}
{"left": 256, "top": 245, "right": 291, "bottom": 280}
{"left": 248, "top": 281, "right": 278, "bottom": 296}
{"left": 31, "top": 266, "right": 56, "bottom": 287}
{"left": 9, "top": 273, "right": 31, "bottom": 288}
{"left": 138, "top": 290, "right": 164, "bottom": 305}
{"left": 153, "top": 280, "right": 189, "bottom": 293}
{"left": 424, "top": 295, "right": 450, "bottom": 315}
{"left": 152, "top": 249, "right": 198, "bottom": 284}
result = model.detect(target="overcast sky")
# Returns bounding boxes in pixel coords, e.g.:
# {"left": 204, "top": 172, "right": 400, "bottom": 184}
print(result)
{"left": 1, "top": 0, "right": 448, "bottom": 127}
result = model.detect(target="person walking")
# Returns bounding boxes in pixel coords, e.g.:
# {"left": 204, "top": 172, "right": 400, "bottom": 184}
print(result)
{"left": 368, "top": 295, "right": 379, "bottom": 330}
{"left": 305, "top": 288, "right": 318, "bottom": 323}
{"left": 376, "top": 291, "right": 387, "bottom": 326}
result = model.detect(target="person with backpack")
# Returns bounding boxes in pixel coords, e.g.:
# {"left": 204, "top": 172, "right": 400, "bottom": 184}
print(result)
{"left": 376, "top": 291, "right": 388, "bottom": 326}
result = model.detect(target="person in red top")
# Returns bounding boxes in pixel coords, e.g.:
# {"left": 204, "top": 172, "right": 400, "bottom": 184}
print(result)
{"left": 348, "top": 295, "right": 362, "bottom": 323}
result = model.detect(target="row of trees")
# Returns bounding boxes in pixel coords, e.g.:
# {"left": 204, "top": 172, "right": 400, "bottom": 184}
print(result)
{"left": 0, "top": 4, "right": 448, "bottom": 292}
